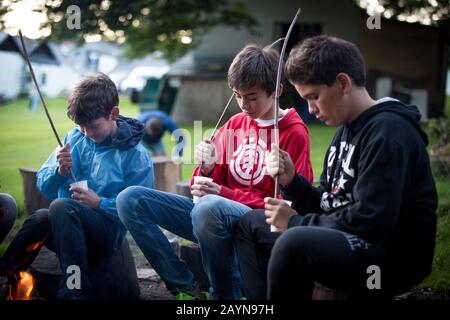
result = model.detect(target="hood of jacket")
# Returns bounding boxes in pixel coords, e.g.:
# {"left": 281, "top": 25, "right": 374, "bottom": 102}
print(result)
{"left": 75, "top": 115, "right": 145, "bottom": 150}
{"left": 110, "top": 115, "right": 145, "bottom": 149}
{"left": 348, "top": 99, "right": 428, "bottom": 145}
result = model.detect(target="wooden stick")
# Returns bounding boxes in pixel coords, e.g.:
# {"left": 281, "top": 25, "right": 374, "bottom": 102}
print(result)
{"left": 270, "top": 9, "right": 301, "bottom": 232}
{"left": 197, "top": 37, "right": 288, "bottom": 176}
{"left": 273, "top": 8, "right": 301, "bottom": 198}
{"left": 18, "top": 30, "right": 77, "bottom": 182}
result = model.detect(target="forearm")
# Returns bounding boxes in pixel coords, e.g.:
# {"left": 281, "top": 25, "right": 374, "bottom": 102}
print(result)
{"left": 281, "top": 173, "right": 323, "bottom": 214}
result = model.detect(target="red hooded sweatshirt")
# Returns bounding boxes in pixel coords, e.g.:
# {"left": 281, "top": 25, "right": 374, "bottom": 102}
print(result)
{"left": 191, "top": 108, "right": 313, "bottom": 208}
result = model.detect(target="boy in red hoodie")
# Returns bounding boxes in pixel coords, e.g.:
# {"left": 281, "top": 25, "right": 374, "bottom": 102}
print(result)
{"left": 117, "top": 44, "right": 313, "bottom": 299}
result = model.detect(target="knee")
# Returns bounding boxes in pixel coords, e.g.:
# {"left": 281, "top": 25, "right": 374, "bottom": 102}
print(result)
{"left": 271, "top": 227, "right": 312, "bottom": 261}
{"left": 0, "top": 193, "right": 17, "bottom": 223}
{"left": 236, "top": 209, "right": 263, "bottom": 232}
{"left": 117, "top": 186, "right": 141, "bottom": 215}
{"left": 49, "top": 198, "right": 75, "bottom": 211}
{"left": 117, "top": 186, "right": 156, "bottom": 224}
{"left": 26, "top": 209, "right": 50, "bottom": 226}
{"left": 48, "top": 198, "right": 79, "bottom": 222}
{"left": 272, "top": 226, "right": 325, "bottom": 261}
{"left": 191, "top": 195, "right": 224, "bottom": 230}
{"left": 0, "top": 193, "right": 17, "bottom": 242}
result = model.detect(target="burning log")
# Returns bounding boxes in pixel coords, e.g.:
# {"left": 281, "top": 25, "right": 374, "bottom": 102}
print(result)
{"left": 7, "top": 271, "right": 37, "bottom": 300}
{"left": 27, "top": 240, "right": 140, "bottom": 300}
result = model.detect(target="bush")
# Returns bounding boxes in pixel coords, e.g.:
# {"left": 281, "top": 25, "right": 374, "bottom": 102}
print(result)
{"left": 420, "top": 116, "right": 450, "bottom": 295}
{"left": 423, "top": 117, "right": 450, "bottom": 177}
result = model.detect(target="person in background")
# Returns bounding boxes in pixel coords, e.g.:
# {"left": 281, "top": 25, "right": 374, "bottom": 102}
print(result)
{"left": 137, "top": 110, "right": 185, "bottom": 159}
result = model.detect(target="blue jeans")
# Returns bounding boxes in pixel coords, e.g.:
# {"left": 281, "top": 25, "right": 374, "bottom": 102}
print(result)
{"left": 116, "top": 187, "right": 250, "bottom": 299}
{"left": 192, "top": 194, "right": 251, "bottom": 299}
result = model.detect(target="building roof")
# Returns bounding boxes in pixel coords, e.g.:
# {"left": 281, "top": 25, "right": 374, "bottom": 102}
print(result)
{"left": 0, "top": 31, "right": 35, "bottom": 55}
{"left": 0, "top": 31, "right": 60, "bottom": 65}
{"left": 111, "top": 53, "right": 169, "bottom": 73}
{"left": 28, "top": 42, "right": 60, "bottom": 65}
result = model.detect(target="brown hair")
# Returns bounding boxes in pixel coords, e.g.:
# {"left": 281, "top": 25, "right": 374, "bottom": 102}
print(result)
{"left": 285, "top": 35, "right": 366, "bottom": 87}
{"left": 67, "top": 73, "right": 119, "bottom": 125}
{"left": 146, "top": 118, "right": 164, "bottom": 137}
{"left": 228, "top": 44, "right": 280, "bottom": 95}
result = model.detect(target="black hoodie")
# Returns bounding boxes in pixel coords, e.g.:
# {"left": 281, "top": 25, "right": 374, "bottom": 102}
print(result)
{"left": 282, "top": 99, "right": 437, "bottom": 285}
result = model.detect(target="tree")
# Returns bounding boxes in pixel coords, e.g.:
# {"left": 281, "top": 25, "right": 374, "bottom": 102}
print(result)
{"left": 358, "top": 0, "right": 450, "bottom": 35}
{"left": 0, "top": 0, "right": 257, "bottom": 62}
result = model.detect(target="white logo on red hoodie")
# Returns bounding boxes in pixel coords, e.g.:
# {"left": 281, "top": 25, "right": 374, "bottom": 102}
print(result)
{"left": 230, "top": 136, "right": 267, "bottom": 186}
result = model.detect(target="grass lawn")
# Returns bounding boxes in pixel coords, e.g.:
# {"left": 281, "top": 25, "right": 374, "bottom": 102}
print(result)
{"left": 0, "top": 96, "right": 448, "bottom": 295}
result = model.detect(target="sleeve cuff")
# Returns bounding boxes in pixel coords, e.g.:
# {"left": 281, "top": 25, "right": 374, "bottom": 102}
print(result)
{"left": 219, "top": 186, "right": 235, "bottom": 199}
{"left": 288, "top": 214, "right": 303, "bottom": 228}
{"left": 99, "top": 197, "right": 109, "bottom": 212}
{"left": 51, "top": 165, "right": 69, "bottom": 183}
{"left": 281, "top": 174, "right": 310, "bottom": 199}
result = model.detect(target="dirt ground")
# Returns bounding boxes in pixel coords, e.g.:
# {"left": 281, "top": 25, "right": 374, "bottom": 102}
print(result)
{"left": 137, "top": 270, "right": 175, "bottom": 300}
{"left": 127, "top": 232, "right": 176, "bottom": 300}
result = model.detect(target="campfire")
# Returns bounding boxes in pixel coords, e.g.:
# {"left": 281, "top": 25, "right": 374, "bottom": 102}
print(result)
{"left": 6, "top": 239, "right": 45, "bottom": 300}
{"left": 7, "top": 271, "right": 35, "bottom": 300}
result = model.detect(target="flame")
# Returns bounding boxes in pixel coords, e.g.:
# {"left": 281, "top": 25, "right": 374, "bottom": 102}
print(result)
{"left": 7, "top": 271, "right": 35, "bottom": 300}
{"left": 25, "top": 238, "right": 45, "bottom": 253}
{"left": 6, "top": 238, "right": 44, "bottom": 300}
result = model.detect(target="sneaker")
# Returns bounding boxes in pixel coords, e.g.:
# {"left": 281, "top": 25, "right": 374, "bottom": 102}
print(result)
{"left": 175, "top": 288, "right": 211, "bottom": 300}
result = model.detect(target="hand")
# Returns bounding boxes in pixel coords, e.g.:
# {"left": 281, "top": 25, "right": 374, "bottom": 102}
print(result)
{"left": 266, "top": 144, "right": 296, "bottom": 187}
{"left": 264, "top": 197, "right": 297, "bottom": 232}
{"left": 56, "top": 143, "right": 73, "bottom": 177}
{"left": 191, "top": 180, "right": 221, "bottom": 198}
{"left": 69, "top": 186, "right": 101, "bottom": 209}
{"left": 195, "top": 140, "right": 216, "bottom": 176}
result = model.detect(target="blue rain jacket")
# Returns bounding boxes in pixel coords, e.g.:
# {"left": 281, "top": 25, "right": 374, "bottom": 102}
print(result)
{"left": 37, "top": 116, "right": 154, "bottom": 217}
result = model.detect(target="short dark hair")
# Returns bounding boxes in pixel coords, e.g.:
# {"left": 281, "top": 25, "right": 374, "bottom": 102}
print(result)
{"left": 67, "top": 73, "right": 119, "bottom": 125}
{"left": 285, "top": 35, "right": 366, "bottom": 87}
{"left": 228, "top": 44, "right": 280, "bottom": 95}
{"left": 146, "top": 118, "right": 164, "bottom": 137}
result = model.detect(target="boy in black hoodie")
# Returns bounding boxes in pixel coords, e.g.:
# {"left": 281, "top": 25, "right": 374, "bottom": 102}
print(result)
{"left": 234, "top": 35, "right": 438, "bottom": 300}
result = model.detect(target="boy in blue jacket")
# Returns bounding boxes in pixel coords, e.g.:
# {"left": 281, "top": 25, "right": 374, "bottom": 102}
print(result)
{"left": 0, "top": 73, "right": 153, "bottom": 299}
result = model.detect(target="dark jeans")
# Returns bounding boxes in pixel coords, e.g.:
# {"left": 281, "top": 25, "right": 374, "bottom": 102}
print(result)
{"left": 235, "top": 210, "right": 390, "bottom": 300}
{"left": 0, "top": 198, "right": 125, "bottom": 299}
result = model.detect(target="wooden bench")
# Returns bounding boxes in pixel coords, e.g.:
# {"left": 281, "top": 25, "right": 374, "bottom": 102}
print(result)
{"left": 152, "top": 156, "right": 181, "bottom": 193}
